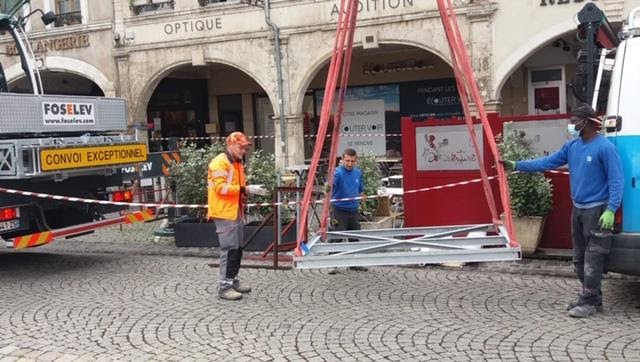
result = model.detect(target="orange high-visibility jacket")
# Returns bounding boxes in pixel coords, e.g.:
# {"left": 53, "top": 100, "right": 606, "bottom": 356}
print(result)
{"left": 207, "top": 152, "right": 246, "bottom": 220}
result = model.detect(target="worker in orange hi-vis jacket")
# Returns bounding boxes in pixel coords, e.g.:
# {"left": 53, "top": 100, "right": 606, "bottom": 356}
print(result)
{"left": 207, "top": 132, "right": 268, "bottom": 301}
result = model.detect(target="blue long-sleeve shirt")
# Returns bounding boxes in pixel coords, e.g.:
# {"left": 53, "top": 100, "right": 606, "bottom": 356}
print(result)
{"left": 516, "top": 135, "right": 623, "bottom": 212}
{"left": 332, "top": 165, "right": 364, "bottom": 212}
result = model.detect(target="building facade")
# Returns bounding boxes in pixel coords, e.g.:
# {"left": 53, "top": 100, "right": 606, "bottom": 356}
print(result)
{"left": 2, "top": 0, "right": 639, "bottom": 166}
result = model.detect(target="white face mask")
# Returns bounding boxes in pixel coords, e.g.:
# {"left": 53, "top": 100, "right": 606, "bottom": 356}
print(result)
{"left": 568, "top": 120, "right": 585, "bottom": 138}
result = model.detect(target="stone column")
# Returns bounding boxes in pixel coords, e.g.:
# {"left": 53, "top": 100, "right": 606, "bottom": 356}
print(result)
{"left": 467, "top": 6, "right": 497, "bottom": 115}
{"left": 206, "top": 70, "right": 220, "bottom": 137}
{"left": 284, "top": 114, "right": 305, "bottom": 167}
{"left": 115, "top": 53, "right": 147, "bottom": 141}
{"left": 272, "top": 34, "right": 304, "bottom": 168}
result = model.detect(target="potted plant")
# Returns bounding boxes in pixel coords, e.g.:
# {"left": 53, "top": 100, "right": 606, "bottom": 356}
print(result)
{"left": 168, "top": 142, "right": 225, "bottom": 247}
{"left": 244, "top": 149, "right": 296, "bottom": 250}
{"left": 357, "top": 153, "right": 394, "bottom": 230}
{"left": 168, "top": 143, "right": 289, "bottom": 250}
{"left": 497, "top": 123, "right": 554, "bottom": 254}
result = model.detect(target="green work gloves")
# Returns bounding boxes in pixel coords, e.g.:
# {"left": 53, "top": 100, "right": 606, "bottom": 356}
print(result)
{"left": 499, "top": 159, "right": 516, "bottom": 171}
{"left": 599, "top": 210, "right": 615, "bottom": 230}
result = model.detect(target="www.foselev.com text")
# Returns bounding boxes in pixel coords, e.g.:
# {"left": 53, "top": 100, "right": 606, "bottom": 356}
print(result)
{"left": 44, "top": 118, "right": 95, "bottom": 125}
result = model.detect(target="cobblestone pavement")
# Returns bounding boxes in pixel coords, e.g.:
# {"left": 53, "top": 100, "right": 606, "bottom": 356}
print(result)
{"left": 1, "top": 221, "right": 640, "bottom": 361}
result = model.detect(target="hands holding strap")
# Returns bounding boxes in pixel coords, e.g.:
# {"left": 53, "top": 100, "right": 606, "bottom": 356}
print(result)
{"left": 498, "top": 159, "right": 516, "bottom": 171}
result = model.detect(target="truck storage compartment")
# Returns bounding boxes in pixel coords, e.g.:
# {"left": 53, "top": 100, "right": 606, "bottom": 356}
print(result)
{"left": 0, "top": 93, "right": 128, "bottom": 133}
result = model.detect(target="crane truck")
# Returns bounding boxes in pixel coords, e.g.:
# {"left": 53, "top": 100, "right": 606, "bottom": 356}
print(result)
{"left": 0, "top": 0, "right": 149, "bottom": 248}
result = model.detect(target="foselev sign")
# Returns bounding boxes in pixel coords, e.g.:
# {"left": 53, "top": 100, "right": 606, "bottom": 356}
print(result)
{"left": 42, "top": 101, "right": 96, "bottom": 126}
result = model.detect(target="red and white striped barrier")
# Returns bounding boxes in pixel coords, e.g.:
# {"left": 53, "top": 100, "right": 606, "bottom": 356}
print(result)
{"left": 0, "top": 170, "right": 569, "bottom": 210}
{"left": 149, "top": 133, "right": 403, "bottom": 142}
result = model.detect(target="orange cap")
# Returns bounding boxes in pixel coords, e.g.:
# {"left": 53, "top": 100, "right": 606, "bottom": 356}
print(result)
{"left": 226, "top": 132, "right": 251, "bottom": 146}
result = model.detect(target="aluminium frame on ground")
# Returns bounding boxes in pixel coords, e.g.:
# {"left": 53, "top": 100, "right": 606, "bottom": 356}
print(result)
{"left": 294, "top": 224, "right": 520, "bottom": 269}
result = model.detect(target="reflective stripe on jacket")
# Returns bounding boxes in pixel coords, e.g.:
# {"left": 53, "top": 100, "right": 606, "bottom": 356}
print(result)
{"left": 207, "top": 152, "right": 246, "bottom": 220}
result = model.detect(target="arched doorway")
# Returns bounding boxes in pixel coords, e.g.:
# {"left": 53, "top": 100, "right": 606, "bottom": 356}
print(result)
{"left": 497, "top": 22, "right": 624, "bottom": 116}
{"left": 145, "top": 63, "right": 271, "bottom": 152}
{"left": 300, "top": 43, "right": 458, "bottom": 159}
{"left": 9, "top": 71, "right": 104, "bottom": 96}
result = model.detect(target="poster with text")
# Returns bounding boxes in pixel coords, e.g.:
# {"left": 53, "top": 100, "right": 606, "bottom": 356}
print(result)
{"left": 416, "top": 124, "right": 483, "bottom": 171}
{"left": 340, "top": 99, "right": 386, "bottom": 156}
{"left": 400, "top": 78, "right": 462, "bottom": 119}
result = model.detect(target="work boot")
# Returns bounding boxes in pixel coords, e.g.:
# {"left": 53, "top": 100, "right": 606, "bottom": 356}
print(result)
{"left": 566, "top": 293, "right": 603, "bottom": 311}
{"left": 219, "top": 288, "right": 243, "bottom": 301}
{"left": 327, "top": 267, "right": 339, "bottom": 275}
{"left": 568, "top": 304, "right": 598, "bottom": 318}
{"left": 349, "top": 266, "right": 368, "bottom": 271}
{"left": 232, "top": 280, "right": 252, "bottom": 294}
{"left": 566, "top": 299, "right": 603, "bottom": 311}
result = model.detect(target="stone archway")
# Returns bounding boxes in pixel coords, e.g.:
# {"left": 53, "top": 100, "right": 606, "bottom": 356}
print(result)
{"left": 291, "top": 40, "right": 453, "bottom": 116}
{"left": 135, "top": 59, "right": 275, "bottom": 125}
{"left": 5, "top": 56, "right": 114, "bottom": 96}
{"left": 292, "top": 41, "right": 457, "bottom": 161}
{"left": 492, "top": 19, "right": 577, "bottom": 101}
{"left": 139, "top": 59, "right": 278, "bottom": 157}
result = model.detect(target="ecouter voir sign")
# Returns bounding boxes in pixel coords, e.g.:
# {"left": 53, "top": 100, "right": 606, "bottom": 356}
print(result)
{"left": 40, "top": 144, "right": 147, "bottom": 172}
{"left": 42, "top": 101, "right": 96, "bottom": 126}
{"left": 340, "top": 99, "right": 386, "bottom": 156}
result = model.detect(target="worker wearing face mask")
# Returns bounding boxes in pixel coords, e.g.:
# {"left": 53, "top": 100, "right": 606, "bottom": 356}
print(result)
{"left": 500, "top": 103, "right": 623, "bottom": 318}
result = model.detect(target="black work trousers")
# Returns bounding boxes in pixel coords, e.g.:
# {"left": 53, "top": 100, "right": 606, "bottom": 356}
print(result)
{"left": 571, "top": 204, "right": 611, "bottom": 306}
{"left": 331, "top": 207, "right": 361, "bottom": 243}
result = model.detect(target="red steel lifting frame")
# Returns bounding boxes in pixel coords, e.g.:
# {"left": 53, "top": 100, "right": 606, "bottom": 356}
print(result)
{"left": 295, "top": 0, "right": 517, "bottom": 256}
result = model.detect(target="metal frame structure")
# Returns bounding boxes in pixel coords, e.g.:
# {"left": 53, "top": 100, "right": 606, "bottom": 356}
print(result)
{"left": 295, "top": 224, "right": 519, "bottom": 269}
{"left": 293, "top": 0, "right": 521, "bottom": 268}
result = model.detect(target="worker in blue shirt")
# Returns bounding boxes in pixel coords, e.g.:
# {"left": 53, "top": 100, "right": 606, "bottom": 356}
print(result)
{"left": 501, "top": 103, "right": 623, "bottom": 318}
{"left": 328, "top": 148, "right": 367, "bottom": 274}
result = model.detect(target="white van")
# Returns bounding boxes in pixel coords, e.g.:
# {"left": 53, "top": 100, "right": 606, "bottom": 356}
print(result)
{"left": 603, "top": 7, "right": 640, "bottom": 275}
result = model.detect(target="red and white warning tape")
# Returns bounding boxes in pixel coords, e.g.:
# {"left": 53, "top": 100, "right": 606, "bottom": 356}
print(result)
{"left": 149, "top": 133, "right": 403, "bottom": 142}
{"left": 0, "top": 170, "right": 569, "bottom": 210}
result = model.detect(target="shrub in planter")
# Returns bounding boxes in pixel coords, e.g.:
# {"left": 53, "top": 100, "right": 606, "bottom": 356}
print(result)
{"left": 498, "top": 123, "right": 554, "bottom": 254}
{"left": 168, "top": 142, "right": 226, "bottom": 220}
{"left": 168, "top": 143, "right": 287, "bottom": 248}
{"left": 356, "top": 153, "right": 384, "bottom": 222}
{"left": 167, "top": 142, "right": 225, "bottom": 247}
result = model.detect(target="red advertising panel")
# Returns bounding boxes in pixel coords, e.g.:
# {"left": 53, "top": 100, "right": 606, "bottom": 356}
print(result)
{"left": 401, "top": 115, "right": 503, "bottom": 227}
{"left": 401, "top": 114, "right": 573, "bottom": 250}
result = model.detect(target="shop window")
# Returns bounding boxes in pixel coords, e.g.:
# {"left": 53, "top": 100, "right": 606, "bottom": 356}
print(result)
{"left": 218, "top": 94, "right": 243, "bottom": 136}
{"left": 199, "top": 0, "right": 242, "bottom": 6}
{"left": 528, "top": 66, "right": 566, "bottom": 115}
{"left": 131, "top": 0, "right": 175, "bottom": 16}
{"left": 52, "top": 0, "right": 83, "bottom": 27}
{"left": 42, "top": 0, "right": 87, "bottom": 27}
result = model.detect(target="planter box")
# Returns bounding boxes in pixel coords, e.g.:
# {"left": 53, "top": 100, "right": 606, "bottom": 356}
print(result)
{"left": 361, "top": 215, "right": 394, "bottom": 230}
{"left": 502, "top": 214, "right": 546, "bottom": 255}
{"left": 173, "top": 219, "right": 296, "bottom": 251}
{"left": 243, "top": 224, "right": 297, "bottom": 252}
{"left": 174, "top": 219, "right": 219, "bottom": 247}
